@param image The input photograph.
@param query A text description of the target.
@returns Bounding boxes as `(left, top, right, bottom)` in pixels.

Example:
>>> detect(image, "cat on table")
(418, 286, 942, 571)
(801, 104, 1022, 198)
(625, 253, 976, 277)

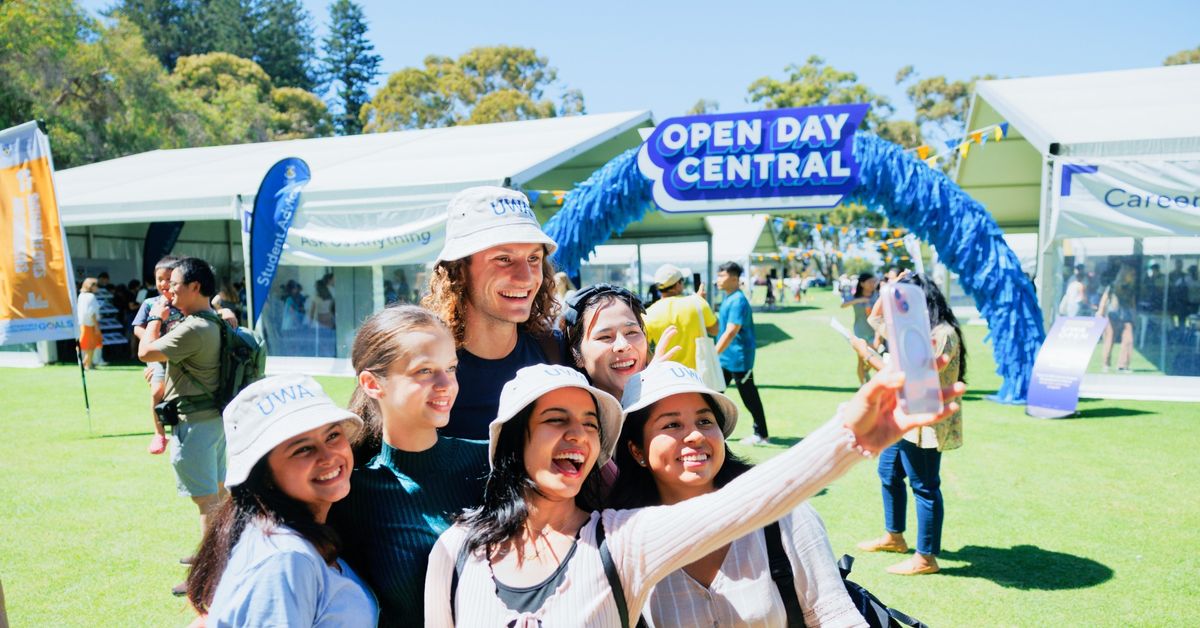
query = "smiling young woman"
(185, 375, 376, 626)
(609, 377, 865, 627)
(327, 305, 489, 626)
(425, 361, 964, 627)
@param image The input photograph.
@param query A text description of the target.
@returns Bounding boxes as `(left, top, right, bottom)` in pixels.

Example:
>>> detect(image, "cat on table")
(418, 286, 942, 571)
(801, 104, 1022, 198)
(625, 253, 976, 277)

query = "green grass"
(2, 289, 1198, 626)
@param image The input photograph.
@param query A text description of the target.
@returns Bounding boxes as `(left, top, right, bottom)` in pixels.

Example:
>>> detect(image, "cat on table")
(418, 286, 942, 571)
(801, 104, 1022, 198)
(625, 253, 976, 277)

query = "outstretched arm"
(607, 366, 964, 603)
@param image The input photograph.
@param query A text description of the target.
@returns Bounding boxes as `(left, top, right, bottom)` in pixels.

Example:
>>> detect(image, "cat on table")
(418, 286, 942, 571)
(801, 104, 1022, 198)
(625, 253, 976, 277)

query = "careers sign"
(637, 104, 868, 214)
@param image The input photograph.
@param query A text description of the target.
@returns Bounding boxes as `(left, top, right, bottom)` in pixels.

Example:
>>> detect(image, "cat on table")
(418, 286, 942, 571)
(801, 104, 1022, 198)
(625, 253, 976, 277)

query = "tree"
(172, 51, 330, 144)
(361, 45, 584, 132)
(685, 99, 719, 115)
(252, 0, 316, 89)
(1164, 45, 1200, 65)
(747, 55, 894, 132)
(895, 65, 994, 148)
(115, 0, 255, 68)
(0, 0, 192, 167)
(320, 0, 381, 134)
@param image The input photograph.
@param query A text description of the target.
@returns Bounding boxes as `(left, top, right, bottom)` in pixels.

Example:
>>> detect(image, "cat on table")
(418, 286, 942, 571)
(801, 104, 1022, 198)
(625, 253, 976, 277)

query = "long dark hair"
(185, 456, 343, 613)
(459, 401, 606, 556)
(854, 272, 876, 298)
(898, 273, 967, 383)
(607, 394, 752, 509)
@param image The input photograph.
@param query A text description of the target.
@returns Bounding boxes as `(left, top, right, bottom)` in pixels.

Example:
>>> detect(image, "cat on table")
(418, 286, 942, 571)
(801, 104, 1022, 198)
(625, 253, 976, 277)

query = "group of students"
(175, 186, 966, 627)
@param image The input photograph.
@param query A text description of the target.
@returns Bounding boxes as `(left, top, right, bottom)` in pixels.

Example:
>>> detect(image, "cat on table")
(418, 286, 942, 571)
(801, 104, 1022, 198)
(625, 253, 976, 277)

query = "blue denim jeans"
(878, 440, 943, 555)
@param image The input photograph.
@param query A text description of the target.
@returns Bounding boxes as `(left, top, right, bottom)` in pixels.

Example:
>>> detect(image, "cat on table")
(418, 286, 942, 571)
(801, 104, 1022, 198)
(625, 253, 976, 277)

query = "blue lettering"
(1103, 188, 1125, 207)
(257, 398, 275, 415)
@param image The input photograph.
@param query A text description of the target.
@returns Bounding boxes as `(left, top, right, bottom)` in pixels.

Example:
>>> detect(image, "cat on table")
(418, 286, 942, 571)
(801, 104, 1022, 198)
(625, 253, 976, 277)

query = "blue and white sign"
(1053, 158, 1200, 238)
(249, 157, 310, 327)
(637, 105, 869, 214)
(1026, 316, 1108, 419)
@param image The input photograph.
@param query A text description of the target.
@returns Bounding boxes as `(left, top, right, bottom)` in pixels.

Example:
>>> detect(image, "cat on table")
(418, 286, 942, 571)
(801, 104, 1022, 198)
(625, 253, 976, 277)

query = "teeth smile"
(611, 360, 635, 369)
(500, 290, 529, 298)
(430, 400, 449, 407)
(681, 454, 708, 463)
(553, 452, 585, 463)
(316, 468, 341, 481)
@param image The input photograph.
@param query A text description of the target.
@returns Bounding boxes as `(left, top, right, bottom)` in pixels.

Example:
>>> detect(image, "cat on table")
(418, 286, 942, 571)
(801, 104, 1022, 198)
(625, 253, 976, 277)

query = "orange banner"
(0, 121, 76, 345)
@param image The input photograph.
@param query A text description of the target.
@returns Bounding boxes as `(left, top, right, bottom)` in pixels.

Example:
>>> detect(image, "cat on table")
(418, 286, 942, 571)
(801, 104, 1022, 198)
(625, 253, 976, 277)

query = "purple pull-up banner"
(1026, 316, 1108, 418)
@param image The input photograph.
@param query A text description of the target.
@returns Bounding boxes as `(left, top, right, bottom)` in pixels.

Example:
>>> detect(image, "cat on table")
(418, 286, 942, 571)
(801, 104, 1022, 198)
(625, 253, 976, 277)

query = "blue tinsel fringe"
(544, 147, 652, 279)
(849, 132, 1045, 402)
(542, 135, 1046, 402)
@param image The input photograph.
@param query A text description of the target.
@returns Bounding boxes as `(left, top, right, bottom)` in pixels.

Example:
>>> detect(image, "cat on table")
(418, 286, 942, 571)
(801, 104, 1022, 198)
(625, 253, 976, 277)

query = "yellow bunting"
(787, 220, 796, 229)
(840, 227, 848, 235)
(916, 145, 931, 159)
(924, 155, 939, 168)
(787, 253, 794, 261)
(994, 126, 1004, 142)
(958, 141, 970, 158)
(893, 229, 902, 238)
(900, 256, 910, 261)
(553, 190, 567, 205)
(971, 131, 983, 144)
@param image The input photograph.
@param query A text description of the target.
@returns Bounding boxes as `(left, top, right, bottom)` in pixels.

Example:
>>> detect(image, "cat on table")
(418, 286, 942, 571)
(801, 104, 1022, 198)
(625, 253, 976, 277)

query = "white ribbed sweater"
(424, 417, 868, 627)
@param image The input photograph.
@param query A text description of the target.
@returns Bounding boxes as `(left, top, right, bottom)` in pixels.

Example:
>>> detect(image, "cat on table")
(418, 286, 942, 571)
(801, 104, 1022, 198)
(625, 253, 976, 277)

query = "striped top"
(329, 436, 487, 626)
(425, 417, 870, 627)
(645, 503, 866, 628)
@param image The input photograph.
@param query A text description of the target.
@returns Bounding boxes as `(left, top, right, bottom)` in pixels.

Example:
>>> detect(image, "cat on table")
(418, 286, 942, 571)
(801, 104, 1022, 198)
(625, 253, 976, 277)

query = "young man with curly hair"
(422, 186, 565, 439)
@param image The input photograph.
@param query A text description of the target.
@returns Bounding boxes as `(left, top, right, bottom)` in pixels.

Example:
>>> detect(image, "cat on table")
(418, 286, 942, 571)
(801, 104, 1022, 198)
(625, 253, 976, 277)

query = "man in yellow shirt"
(644, 264, 718, 369)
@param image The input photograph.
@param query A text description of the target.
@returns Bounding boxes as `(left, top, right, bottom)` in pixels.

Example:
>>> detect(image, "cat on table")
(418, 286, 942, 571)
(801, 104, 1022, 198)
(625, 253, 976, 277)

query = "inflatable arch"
(544, 132, 1045, 403)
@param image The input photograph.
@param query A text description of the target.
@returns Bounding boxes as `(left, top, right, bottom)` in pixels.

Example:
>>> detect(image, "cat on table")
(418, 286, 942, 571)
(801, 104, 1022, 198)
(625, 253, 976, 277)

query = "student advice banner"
(0, 121, 76, 346)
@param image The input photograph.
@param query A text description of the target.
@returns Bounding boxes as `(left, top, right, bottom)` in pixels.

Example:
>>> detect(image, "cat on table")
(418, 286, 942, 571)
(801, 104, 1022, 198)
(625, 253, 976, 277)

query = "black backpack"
(191, 310, 266, 410)
(836, 554, 929, 628)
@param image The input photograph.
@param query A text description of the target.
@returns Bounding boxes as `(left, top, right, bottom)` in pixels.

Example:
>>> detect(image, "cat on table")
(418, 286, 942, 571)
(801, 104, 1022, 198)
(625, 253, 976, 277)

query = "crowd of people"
(132, 186, 967, 627)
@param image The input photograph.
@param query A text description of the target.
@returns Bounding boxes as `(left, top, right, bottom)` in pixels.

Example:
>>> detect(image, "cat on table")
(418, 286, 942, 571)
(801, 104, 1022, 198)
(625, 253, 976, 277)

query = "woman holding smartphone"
(609, 363, 866, 627)
(425, 362, 963, 626)
(855, 274, 965, 576)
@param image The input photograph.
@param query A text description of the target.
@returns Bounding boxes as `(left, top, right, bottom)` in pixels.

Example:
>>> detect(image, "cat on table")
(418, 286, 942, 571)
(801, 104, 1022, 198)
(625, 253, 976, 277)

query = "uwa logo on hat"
(256, 384, 316, 416)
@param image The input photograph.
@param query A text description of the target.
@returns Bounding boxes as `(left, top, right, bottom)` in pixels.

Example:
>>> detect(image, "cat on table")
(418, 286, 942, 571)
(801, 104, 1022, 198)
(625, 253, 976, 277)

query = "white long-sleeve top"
(77, 292, 99, 327)
(425, 416, 870, 627)
(644, 502, 866, 628)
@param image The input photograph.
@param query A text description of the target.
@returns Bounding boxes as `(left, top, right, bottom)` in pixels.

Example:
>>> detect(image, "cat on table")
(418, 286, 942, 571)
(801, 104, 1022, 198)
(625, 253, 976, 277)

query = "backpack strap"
(596, 515, 647, 628)
(764, 521, 806, 628)
(449, 540, 471, 624)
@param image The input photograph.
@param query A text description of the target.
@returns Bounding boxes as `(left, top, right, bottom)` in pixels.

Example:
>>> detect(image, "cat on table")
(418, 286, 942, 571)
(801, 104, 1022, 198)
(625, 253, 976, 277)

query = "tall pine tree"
(320, 0, 381, 135)
(253, 0, 316, 89)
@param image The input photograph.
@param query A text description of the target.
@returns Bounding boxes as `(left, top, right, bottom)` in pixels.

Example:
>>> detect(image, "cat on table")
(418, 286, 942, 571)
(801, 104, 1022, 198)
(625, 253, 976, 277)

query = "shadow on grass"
(959, 389, 999, 402)
(758, 384, 861, 394)
(1068, 406, 1155, 419)
(755, 323, 794, 348)
(938, 544, 1113, 590)
(90, 431, 155, 439)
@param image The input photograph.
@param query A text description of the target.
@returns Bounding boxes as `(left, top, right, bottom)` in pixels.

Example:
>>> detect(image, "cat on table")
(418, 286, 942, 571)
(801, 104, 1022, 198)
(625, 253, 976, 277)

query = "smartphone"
(880, 283, 943, 415)
(692, 272, 702, 293)
(829, 317, 855, 343)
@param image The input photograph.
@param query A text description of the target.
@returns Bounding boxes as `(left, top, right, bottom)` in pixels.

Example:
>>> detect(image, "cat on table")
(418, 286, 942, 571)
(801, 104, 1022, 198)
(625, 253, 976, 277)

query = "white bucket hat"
(654, 264, 684, 289)
(222, 374, 362, 487)
(620, 361, 739, 437)
(436, 186, 558, 262)
(488, 364, 624, 468)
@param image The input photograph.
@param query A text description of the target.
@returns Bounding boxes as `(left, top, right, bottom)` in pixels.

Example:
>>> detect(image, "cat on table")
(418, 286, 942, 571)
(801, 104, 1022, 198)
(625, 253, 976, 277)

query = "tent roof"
(55, 110, 652, 227)
(973, 64, 1200, 157)
(956, 65, 1200, 231)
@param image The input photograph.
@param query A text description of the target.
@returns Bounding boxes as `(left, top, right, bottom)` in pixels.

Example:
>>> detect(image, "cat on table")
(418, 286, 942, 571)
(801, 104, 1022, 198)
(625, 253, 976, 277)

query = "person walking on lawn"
(644, 264, 718, 370)
(714, 262, 771, 446)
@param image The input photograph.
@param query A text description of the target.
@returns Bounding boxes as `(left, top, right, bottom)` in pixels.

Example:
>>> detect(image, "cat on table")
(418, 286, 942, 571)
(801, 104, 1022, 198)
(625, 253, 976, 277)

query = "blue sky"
(84, 0, 1198, 122)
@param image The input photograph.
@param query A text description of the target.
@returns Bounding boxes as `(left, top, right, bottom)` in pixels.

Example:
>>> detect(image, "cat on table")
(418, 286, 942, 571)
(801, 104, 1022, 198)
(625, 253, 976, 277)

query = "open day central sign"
(637, 104, 869, 214)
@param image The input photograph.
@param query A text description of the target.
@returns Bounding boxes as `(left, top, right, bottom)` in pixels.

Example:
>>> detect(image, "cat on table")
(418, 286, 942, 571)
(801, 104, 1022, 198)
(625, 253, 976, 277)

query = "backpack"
(193, 310, 266, 410)
(837, 555, 928, 628)
(763, 524, 927, 628)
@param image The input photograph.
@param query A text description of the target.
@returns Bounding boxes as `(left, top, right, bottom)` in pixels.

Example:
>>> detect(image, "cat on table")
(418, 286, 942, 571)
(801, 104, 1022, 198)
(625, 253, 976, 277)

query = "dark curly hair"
(421, 247, 559, 347)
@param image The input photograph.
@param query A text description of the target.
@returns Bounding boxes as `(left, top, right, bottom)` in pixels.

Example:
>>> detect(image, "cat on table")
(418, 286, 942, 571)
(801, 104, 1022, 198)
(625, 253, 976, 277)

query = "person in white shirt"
(425, 362, 963, 627)
(185, 375, 378, 626)
(76, 277, 102, 369)
(608, 366, 865, 627)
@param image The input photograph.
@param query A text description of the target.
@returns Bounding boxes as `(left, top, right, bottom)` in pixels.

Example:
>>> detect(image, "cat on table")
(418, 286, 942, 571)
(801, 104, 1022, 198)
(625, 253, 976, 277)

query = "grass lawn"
(2, 288, 1197, 626)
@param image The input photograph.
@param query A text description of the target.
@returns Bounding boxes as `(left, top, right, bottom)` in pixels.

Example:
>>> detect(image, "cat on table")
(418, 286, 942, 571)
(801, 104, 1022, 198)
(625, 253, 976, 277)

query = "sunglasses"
(563, 284, 645, 328)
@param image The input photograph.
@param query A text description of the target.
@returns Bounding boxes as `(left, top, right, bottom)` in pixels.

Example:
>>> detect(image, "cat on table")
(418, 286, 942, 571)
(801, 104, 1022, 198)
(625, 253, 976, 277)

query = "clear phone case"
(881, 283, 944, 415)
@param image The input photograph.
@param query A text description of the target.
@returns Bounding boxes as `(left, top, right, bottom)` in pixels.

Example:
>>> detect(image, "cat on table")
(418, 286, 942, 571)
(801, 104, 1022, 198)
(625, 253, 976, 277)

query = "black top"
(444, 329, 564, 440)
(493, 535, 581, 614)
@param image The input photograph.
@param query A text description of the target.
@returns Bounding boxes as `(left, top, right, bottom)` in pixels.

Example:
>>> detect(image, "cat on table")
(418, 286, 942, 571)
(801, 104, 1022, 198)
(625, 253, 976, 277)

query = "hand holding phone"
(881, 283, 943, 415)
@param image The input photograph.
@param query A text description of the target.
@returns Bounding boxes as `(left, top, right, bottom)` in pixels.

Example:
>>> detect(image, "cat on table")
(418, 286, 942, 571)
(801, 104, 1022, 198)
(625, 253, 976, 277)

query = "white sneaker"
(740, 434, 768, 446)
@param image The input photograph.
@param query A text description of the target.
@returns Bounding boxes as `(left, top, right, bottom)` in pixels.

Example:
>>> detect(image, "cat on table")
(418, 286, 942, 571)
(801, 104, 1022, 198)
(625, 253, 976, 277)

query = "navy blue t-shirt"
(444, 329, 564, 440)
